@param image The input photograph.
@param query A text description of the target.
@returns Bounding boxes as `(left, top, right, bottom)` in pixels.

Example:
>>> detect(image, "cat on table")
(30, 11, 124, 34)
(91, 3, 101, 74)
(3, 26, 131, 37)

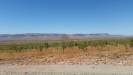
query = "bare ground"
(0, 52, 133, 66)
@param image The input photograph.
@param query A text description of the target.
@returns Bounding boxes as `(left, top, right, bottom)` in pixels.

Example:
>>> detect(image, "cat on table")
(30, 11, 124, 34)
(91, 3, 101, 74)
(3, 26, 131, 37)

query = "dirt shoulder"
(0, 52, 133, 66)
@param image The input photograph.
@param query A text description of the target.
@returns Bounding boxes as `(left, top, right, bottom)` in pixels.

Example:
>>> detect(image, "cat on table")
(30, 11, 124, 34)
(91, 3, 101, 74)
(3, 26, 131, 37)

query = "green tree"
(61, 41, 67, 53)
(44, 42, 49, 50)
(129, 39, 133, 47)
(78, 41, 88, 52)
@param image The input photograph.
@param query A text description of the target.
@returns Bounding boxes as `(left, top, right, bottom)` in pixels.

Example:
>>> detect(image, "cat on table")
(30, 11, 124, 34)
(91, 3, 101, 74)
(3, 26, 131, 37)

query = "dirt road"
(0, 65, 133, 75)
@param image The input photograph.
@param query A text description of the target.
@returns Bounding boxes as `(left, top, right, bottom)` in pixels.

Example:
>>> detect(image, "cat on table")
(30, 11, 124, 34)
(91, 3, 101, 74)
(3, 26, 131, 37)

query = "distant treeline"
(0, 38, 133, 52)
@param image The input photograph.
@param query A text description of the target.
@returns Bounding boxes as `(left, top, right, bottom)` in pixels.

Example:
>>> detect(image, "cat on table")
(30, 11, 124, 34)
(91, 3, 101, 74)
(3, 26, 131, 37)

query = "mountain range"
(0, 33, 128, 41)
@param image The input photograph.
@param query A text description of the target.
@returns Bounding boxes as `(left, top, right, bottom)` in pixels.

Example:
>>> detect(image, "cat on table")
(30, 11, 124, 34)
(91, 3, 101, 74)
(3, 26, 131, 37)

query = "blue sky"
(0, 0, 133, 35)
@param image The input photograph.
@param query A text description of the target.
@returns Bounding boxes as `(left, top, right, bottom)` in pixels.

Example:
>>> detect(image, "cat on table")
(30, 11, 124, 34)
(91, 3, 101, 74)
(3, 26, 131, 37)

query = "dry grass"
(0, 45, 132, 60)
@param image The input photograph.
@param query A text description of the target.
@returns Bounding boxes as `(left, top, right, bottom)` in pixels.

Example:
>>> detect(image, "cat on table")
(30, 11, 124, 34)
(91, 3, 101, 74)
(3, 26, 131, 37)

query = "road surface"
(0, 65, 133, 75)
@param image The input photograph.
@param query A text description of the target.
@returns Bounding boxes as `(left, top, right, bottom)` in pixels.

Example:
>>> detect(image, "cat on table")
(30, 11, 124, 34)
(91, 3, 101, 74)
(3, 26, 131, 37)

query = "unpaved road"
(0, 65, 133, 75)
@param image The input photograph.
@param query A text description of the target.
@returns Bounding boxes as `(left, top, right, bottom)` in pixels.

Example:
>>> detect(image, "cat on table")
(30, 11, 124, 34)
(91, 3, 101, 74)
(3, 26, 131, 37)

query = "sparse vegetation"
(0, 38, 133, 52)
(0, 38, 133, 60)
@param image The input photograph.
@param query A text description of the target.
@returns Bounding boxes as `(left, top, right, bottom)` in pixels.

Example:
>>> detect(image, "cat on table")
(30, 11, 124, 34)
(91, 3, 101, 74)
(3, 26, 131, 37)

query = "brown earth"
(0, 46, 133, 65)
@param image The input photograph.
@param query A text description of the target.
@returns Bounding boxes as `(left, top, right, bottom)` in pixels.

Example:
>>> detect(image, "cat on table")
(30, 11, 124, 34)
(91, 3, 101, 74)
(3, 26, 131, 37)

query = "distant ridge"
(0, 33, 127, 41)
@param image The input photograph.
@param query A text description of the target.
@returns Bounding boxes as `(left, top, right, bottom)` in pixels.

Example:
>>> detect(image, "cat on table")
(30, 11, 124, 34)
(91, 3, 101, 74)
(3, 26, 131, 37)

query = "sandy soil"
(0, 52, 133, 66)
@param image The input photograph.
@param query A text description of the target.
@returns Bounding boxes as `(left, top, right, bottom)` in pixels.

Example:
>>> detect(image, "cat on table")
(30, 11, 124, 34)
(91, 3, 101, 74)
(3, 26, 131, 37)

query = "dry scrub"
(0, 39, 133, 65)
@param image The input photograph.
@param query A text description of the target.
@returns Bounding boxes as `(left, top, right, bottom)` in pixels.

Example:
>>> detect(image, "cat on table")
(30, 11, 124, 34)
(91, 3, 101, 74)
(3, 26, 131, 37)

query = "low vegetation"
(0, 38, 133, 59)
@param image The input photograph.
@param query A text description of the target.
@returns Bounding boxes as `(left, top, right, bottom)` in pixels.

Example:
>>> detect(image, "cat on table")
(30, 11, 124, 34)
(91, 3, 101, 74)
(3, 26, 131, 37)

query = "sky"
(0, 0, 133, 35)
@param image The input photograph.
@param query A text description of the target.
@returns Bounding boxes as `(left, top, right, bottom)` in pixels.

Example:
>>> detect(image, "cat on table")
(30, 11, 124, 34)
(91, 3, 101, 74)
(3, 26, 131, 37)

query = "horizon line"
(0, 33, 131, 36)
